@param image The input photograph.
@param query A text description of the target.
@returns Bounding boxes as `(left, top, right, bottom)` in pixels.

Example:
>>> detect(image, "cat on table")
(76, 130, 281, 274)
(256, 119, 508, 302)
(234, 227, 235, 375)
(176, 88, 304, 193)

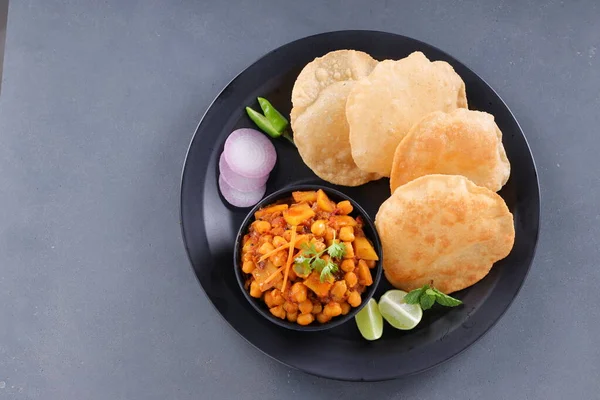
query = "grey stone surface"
(0, 0, 598, 398)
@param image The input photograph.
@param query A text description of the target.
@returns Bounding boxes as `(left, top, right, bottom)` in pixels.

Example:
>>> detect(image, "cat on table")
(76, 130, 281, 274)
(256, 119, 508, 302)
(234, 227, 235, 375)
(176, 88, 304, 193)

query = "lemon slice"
(378, 290, 423, 330)
(354, 298, 383, 341)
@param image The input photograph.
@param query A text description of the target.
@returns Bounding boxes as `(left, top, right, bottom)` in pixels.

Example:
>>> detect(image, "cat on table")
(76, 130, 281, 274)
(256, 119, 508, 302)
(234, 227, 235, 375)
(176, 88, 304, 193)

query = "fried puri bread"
(390, 109, 510, 193)
(291, 49, 377, 123)
(375, 174, 514, 294)
(292, 81, 381, 186)
(347, 52, 468, 177)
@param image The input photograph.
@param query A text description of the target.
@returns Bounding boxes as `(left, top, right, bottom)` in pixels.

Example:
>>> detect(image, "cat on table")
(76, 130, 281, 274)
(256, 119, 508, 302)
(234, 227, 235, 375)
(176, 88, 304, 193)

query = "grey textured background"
(0, 0, 7, 93)
(1, 0, 598, 399)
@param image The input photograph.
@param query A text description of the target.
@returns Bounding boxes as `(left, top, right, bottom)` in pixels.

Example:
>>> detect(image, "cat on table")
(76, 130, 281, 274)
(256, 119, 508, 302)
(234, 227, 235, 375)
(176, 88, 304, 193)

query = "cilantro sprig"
(293, 234, 346, 282)
(404, 284, 463, 310)
(327, 239, 346, 259)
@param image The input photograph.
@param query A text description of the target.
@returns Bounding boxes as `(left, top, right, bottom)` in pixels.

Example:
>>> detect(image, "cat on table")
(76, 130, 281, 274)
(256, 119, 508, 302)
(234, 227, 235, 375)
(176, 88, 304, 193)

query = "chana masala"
(241, 189, 379, 326)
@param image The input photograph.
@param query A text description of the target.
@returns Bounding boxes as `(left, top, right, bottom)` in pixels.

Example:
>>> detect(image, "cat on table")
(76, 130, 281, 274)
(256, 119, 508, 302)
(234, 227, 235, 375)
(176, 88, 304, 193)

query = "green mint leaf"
(403, 288, 424, 304)
(432, 288, 463, 307)
(420, 293, 435, 310)
(425, 289, 436, 296)
(327, 241, 346, 258)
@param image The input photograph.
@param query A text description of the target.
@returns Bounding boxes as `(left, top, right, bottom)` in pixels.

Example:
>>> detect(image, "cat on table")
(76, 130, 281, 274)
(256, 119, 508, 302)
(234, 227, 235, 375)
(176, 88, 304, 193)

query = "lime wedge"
(378, 290, 423, 330)
(354, 298, 383, 341)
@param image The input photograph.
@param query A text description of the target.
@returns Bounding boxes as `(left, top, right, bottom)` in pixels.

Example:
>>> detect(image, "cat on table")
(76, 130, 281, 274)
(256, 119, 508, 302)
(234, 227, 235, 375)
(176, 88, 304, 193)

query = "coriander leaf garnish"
(327, 240, 346, 259)
(293, 263, 311, 277)
(326, 231, 346, 259)
(311, 257, 327, 272)
(292, 233, 346, 282)
(294, 255, 309, 265)
(300, 242, 318, 257)
(404, 284, 463, 310)
(319, 261, 338, 282)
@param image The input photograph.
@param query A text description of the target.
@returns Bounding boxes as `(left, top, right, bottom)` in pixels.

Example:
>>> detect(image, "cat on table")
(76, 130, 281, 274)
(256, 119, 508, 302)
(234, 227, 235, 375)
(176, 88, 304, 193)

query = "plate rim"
(179, 29, 541, 381)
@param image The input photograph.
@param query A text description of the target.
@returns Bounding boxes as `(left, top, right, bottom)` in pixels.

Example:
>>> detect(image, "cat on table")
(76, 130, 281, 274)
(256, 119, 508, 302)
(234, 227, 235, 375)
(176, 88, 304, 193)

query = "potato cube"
(353, 237, 379, 260)
(292, 191, 318, 203)
(316, 189, 334, 212)
(283, 203, 316, 226)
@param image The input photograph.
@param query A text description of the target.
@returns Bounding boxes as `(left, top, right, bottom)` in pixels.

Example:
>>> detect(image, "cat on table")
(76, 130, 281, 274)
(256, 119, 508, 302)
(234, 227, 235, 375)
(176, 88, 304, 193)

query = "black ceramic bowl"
(233, 185, 383, 332)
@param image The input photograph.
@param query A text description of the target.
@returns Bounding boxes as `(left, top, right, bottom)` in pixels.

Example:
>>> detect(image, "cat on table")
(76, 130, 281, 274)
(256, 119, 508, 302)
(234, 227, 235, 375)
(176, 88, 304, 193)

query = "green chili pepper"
(245, 98, 295, 145)
(245, 107, 282, 139)
(257, 97, 289, 133)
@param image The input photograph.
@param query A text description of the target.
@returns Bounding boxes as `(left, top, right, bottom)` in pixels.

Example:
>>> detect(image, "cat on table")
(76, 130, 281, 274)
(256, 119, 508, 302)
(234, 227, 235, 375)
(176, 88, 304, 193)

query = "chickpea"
(323, 302, 342, 317)
(253, 220, 271, 234)
(299, 299, 313, 314)
(270, 227, 284, 237)
(311, 239, 326, 253)
(366, 260, 376, 269)
(348, 291, 361, 307)
(311, 303, 323, 315)
(287, 312, 298, 323)
(283, 301, 298, 314)
(344, 271, 358, 288)
(316, 312, 331, 324)
(242, 260, 255, 274)
(340, 302, 351, 315)
(337, 200, 353, 215)
(270, 305, 286, 320)
(242, 241, 255, 253)
(283, 230, 293, 242)
(290, 282, 308, 303)
(264, 290, 275, 307)
(324, 227, 336, 241)
(339, 226, 355, 242)
(357, 260, 373, 286)
(272, 235, 287, 248)
(250, 281, 262, 298)
(258, 242, 275, 255)
(331, 281, 347, 302)
(297, 313, 314, 326)
(341, 259, 355, 273)
(288, 267, 298, 281)
(311, 220, 327, 236)
(258, 234, 273, 245)
(294, 235, 310, 249)
(271, 289, 285, 306)
(242, 252, 253, 262)
(343, 242, 355, 259)
(269, 251, 286, 267)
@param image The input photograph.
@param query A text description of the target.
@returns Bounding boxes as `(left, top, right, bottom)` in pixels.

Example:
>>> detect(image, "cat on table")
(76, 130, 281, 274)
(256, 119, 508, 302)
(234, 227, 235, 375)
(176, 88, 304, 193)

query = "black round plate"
(180, 31, 540, 381)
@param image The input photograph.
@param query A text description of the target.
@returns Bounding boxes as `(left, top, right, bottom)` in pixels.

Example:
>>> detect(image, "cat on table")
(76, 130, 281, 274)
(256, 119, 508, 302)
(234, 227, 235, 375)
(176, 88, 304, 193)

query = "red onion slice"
(218, 174, 266, 208)
(219, 152, 268, 192)
(223, 128, 276, 178)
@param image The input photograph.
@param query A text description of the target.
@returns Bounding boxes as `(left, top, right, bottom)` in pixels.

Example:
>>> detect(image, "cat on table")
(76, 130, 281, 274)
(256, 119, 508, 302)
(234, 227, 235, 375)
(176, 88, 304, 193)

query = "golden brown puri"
(347, 51, 468, 177)
(375, 174, 514, 294)
(390, 109, 510, 193)
(292, 81, 381, 186)
(290, 49, 377, 123)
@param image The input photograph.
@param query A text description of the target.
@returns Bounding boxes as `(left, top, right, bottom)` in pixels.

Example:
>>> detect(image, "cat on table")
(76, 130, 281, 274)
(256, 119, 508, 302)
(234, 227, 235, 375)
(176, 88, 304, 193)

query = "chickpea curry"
(240, 189, 379, 326)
